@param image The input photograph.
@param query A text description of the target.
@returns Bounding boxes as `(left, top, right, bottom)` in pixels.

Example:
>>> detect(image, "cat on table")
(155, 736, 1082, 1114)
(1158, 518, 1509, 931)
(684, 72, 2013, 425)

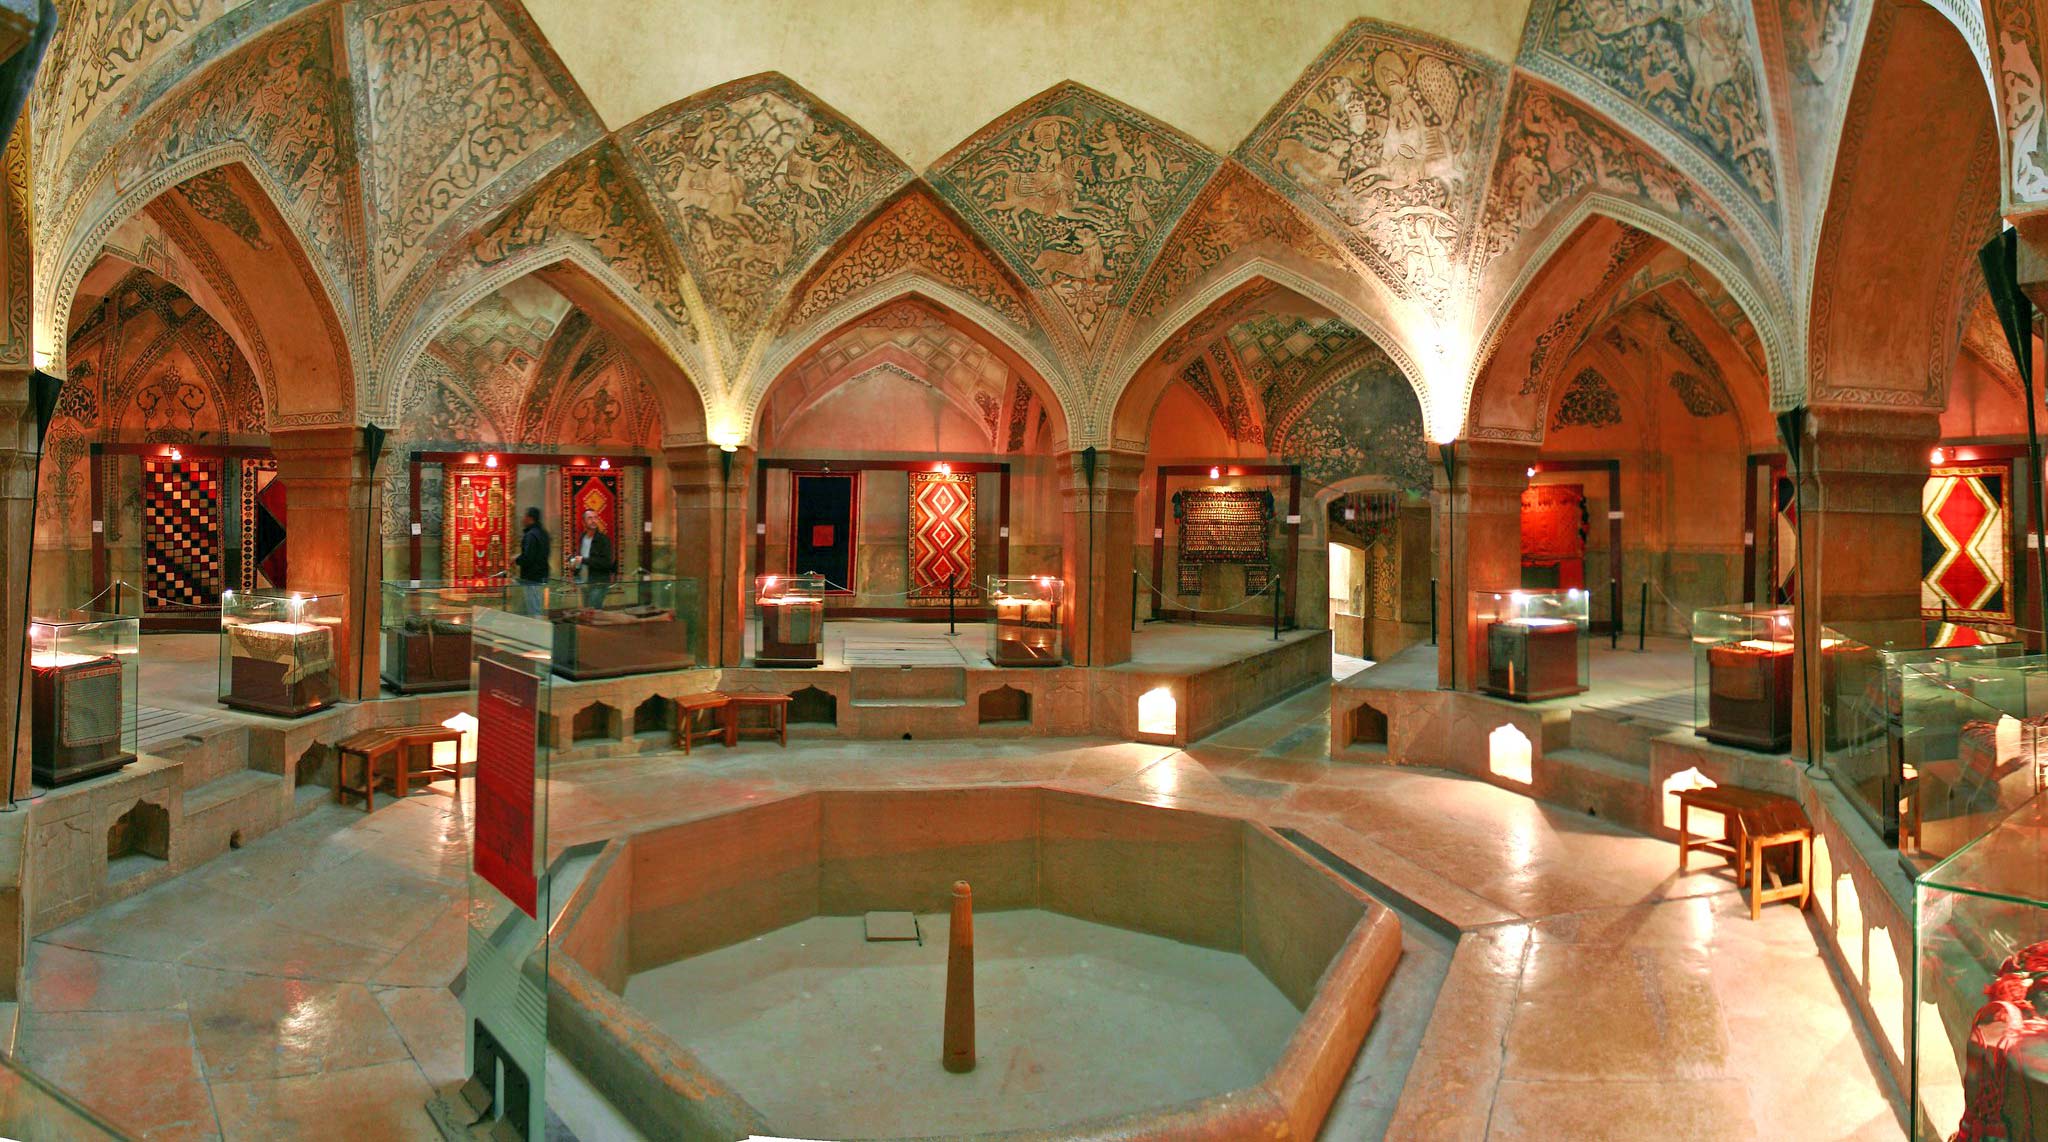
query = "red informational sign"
(474, 656, 539, 918)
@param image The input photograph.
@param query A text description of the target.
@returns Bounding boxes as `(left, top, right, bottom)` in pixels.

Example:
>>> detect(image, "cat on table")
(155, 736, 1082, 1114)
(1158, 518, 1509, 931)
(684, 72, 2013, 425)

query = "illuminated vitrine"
(987, 576, 1064, 667)
(218, 590, 342, 717)
(756, 573, 826, 667)
(28, 613, 138, 787)
(1470, 589, 1589, 701)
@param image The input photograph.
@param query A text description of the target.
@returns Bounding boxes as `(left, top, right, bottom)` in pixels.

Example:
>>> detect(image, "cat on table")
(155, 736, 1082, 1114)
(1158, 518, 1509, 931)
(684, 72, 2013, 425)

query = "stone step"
(849, 665, 966, 706)
(182, 771, 286, 865)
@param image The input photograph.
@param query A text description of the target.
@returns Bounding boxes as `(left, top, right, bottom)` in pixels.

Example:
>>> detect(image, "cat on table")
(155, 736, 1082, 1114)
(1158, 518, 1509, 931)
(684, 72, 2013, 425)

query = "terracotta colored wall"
(557, 839, 634, 993)
(1240, 826, 1368, 1012)
(816, 787, 1038, 914)
(627, 793, 821, 971)
(1038, 791, 1244, 952)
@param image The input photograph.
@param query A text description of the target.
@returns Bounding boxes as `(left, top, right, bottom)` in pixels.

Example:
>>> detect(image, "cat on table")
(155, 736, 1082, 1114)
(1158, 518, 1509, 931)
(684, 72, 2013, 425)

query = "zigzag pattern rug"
(908, 471, 975, 604)
(143, 456, 223, 610)
(1922, 463, 2011, 622)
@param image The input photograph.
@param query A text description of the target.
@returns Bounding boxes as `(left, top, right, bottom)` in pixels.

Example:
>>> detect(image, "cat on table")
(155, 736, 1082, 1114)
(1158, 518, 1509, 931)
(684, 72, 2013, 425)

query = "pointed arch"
(752, 275, 1075, 445)
(45, 151, 355, 426)
(389, 249, 708, 444)
(382, 242, 708, 435)
(1466, 196, 1790, 442)
(1105, 258, 1427, 450)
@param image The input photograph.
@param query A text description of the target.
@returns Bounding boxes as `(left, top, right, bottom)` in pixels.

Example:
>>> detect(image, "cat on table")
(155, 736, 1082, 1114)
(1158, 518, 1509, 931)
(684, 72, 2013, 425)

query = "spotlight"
(485, 453, 498, 468)
(1209, 466, 1221, 479)
(936, 461, 952, 475)
(1930, 447, 1945, 465)
(168, 446, 182, 462)
(598, 457, 611, 471)
(1526, 466, 1536, 478)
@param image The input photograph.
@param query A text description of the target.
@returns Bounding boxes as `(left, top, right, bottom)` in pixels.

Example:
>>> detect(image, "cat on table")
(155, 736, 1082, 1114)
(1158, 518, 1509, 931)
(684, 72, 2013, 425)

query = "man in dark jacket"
(570, 507, 617, 608)
(515, 507, 549, 614)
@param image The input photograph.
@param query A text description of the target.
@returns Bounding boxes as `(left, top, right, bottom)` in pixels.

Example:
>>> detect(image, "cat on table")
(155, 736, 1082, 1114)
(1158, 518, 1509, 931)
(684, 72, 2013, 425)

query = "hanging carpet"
(1520, 483, 1587, 590)
(1922, 462, 2012, 622)
(1772, 473, 1798, 605)
(239, 457, 286, 591)
(142, 456, 224, 611)
(561, 467, 621, 567)
(443, 464, 516, 584)
(908, 471, 976, 604)
(1174, 488, 1273, 595)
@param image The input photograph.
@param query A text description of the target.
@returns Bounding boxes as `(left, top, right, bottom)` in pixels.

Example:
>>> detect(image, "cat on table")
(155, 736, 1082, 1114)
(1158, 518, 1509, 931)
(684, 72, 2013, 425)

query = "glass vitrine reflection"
(1471, 588, 1589, 701)
(987, 575, 1064, 666)
(28, 612, 138, 787)
(1693, 605, 1797, 752)
(540, 573, 695, 680)
(380, 580, 508, 693)
(218, 589, 343, 717)
(756, 573, 826, 667)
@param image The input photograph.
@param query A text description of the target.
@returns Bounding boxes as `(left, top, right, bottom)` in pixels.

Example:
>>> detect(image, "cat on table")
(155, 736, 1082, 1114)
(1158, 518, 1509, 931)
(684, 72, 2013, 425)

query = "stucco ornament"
(2000, 30, 2048, 201)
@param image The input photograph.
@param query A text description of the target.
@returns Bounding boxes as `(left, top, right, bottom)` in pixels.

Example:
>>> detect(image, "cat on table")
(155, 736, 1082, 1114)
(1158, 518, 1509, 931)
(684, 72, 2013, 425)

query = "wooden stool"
(674, 692, 733, 754)
(728, 693, 793, 747)
(1676, 785, 1813, 919)
(334, 724, 464, 811)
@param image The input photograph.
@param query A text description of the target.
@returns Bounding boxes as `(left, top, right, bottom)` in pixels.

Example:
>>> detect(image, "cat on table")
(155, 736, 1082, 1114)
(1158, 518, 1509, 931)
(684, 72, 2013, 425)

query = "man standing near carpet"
(515, 507, 550, 615)
(569, 507, 616, 609)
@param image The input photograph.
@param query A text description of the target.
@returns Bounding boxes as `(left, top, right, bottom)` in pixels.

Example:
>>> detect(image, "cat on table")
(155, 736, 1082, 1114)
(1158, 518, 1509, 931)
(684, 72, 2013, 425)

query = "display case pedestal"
(381, 622, 474, 694)
(757, 601, 823, 667)
(30, 655, 133, 787)
(1482, 621, 1585, 701)
(1702, 643, 1794, 752)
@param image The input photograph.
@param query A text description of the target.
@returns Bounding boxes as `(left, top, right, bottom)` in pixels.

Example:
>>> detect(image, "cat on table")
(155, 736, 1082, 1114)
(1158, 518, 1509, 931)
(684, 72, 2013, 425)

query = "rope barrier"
(1130, 564, 1278, 614)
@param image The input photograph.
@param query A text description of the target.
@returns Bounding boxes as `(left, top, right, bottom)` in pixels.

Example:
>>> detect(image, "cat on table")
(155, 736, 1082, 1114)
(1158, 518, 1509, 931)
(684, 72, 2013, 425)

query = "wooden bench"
(673, 692, 732, 754)
(335, 723, 465, 811)
(729, 693, 793, 747)
(1677, 785, 1813, 920)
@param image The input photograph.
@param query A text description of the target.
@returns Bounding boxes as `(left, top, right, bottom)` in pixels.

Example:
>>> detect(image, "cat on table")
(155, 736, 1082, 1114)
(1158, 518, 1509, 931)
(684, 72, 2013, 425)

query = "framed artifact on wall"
(443, 463, 517, 584)
(908, 470, 976, 604)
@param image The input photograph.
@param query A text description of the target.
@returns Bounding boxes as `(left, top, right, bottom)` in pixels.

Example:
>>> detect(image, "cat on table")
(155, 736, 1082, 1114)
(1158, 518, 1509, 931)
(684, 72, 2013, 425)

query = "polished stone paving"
(9, 681, 1903, 1139)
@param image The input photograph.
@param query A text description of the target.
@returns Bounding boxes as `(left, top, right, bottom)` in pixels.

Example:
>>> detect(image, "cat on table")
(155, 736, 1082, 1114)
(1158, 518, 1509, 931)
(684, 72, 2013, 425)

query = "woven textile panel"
(444, 465, 516, 583)
(1174, 489, 1273, 595)
(142, 456, 224, 610)
(561, 468, 621, 566)
(58, 658, 123, 748)
(239, 457, 286, 591)
(908, 471, 976, 604)
(1772, 473, 1797, 605)
(1922, 463, 2012, 622)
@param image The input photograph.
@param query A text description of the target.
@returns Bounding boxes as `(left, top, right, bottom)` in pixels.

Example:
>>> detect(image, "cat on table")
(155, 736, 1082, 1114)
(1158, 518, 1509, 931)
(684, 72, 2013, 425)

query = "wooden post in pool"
(943, 880, 975, 1073)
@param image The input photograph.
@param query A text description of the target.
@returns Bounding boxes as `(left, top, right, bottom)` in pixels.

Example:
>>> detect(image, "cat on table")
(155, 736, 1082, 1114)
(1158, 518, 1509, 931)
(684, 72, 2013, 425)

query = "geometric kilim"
(58, 658, 123, 748)
(1174, 489, 1273, 595)
(908, 471, 976, 604)
(443, 464, 516, 584)
(142, 456, 224, 611)
(1772, 473, 1797, 605)
(239, 457, 286, 591)
(1922, 463, 2011, 622)
(560, 467, 620, 567)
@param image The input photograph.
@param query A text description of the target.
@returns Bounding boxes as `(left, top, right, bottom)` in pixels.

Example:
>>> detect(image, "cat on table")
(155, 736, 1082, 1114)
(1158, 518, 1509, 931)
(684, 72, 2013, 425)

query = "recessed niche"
(978, 685, 1031, 725)
(1348, 701, 1388, 746)
(1487, 724, 1532, 785)
(573, 702, 618, 743)
(106, 799, 170, 884)
(633, 695, 673, 738)
(1137, 687, 1177, 737)
(789, 685, 836, 726)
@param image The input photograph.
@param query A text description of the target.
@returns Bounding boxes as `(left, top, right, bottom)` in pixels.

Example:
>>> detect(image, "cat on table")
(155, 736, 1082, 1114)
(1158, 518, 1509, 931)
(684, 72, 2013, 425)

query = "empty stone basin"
(549, 787, 1402, 1140)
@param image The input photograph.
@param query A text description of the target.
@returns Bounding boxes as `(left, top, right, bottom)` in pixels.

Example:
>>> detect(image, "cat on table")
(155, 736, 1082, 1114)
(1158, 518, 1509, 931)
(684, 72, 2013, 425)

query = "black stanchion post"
(948, 574, 956, 636)
(1131, 569, 1139, 631)
(1638, 582, 1648, 652)
(1272, 584, 1282, 640)
(1429, 577, 1438, 645)
(1610, 579, 1620, 649)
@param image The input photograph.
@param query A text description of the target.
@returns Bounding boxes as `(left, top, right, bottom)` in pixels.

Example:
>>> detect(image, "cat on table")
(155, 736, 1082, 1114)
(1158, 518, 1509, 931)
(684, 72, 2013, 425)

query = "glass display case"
(756, 573, 826, 667)
(380, 580, 509, 694)
(1470, 589, 1589, 701)
(218, 589, 342, 717)
(28, 612, 138, 787)
(1885, 654, 2048, 866)
(1913, 793, 2048, 1141)
(1823, 620, 2025, 851)
(987, 575, 1064, 666)
(1693, 605, 1797, 751)
(539, 574, 695, 681)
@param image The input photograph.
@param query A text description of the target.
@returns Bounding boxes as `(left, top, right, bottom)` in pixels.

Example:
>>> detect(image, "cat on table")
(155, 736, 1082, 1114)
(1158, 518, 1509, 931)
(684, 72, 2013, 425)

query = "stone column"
(1790, 405, 1942, 755)
(666, 444, 752, 667)
(1433, 440, 1538, 691)
(0, 378, 33, 800)
(269, 427, 379, 700)
(1059, 449, 1143, 667)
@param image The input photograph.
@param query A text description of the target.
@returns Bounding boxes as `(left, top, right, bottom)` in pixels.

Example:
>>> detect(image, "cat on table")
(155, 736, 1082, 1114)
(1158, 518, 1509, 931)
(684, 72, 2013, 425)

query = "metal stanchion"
(1638, 582, 1648, 652)
(947, 574, 956, 635)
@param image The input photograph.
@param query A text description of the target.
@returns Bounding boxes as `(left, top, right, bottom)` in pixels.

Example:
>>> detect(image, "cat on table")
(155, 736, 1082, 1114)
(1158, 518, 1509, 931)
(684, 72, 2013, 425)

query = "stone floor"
(7, 679, 1904, 1140)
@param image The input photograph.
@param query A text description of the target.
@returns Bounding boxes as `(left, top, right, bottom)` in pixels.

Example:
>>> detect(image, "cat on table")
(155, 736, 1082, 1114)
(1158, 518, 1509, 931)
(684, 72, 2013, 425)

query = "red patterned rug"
(239, 457, 286, 591)
(561, 467, 621, 567)
(444, 464, 516, 584)
(908, 471, 976, 603)
(1923, 462, 2011, 622)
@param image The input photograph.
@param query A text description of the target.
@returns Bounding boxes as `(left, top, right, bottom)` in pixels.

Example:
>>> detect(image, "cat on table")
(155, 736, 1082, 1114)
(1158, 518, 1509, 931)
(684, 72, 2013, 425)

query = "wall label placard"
(474, 656, 539, 918)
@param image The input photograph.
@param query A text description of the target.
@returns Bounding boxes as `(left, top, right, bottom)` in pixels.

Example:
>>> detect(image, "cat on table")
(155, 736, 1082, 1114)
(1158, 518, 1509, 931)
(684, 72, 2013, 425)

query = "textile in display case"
(757, 573, 826, 667)
(218, 590, 342, 717)
(28, 613, 139, 787)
